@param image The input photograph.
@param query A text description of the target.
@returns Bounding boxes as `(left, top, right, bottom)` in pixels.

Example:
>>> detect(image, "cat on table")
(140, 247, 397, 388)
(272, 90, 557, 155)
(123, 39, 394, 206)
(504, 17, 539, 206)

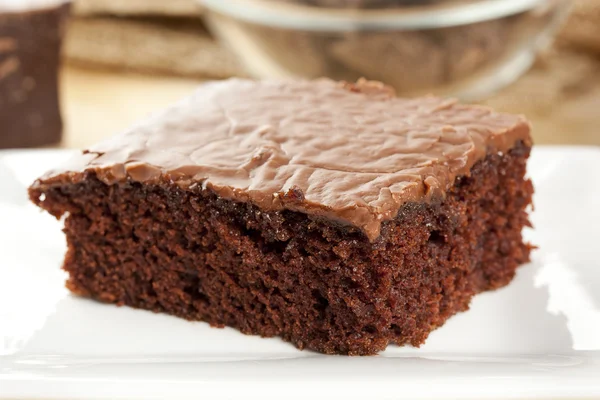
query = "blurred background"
(2, 0, 600, 149)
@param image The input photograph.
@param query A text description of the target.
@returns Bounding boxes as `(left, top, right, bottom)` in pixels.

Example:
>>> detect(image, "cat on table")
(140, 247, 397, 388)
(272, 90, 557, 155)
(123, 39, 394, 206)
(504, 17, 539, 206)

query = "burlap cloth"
(64, 0, 600, 144)
(66, 0, 247, 78)
(65, 17, 245, 79)
(73, 0, 201, 17)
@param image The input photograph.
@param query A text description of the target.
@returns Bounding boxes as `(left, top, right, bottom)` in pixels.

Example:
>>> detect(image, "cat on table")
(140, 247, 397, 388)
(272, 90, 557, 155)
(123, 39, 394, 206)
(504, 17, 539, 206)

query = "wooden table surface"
(59, 65, 600, 149)
(60, 66, 201, 149)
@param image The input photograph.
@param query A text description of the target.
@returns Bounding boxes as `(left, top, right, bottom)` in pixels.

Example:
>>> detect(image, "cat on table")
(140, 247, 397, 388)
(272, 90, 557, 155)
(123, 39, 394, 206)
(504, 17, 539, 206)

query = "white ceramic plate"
(1, 147, 599, 400)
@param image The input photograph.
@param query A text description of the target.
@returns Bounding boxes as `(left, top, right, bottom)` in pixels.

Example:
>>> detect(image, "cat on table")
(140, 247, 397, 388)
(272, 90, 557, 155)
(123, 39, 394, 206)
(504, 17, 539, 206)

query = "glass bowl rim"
(199, 0, 562, 31)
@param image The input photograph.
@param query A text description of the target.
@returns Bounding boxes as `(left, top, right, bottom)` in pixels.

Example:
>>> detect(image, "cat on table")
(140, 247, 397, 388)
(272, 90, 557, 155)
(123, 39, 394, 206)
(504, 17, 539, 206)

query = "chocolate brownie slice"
(29, 78, 533, 355)
(0, 1, 70, 149)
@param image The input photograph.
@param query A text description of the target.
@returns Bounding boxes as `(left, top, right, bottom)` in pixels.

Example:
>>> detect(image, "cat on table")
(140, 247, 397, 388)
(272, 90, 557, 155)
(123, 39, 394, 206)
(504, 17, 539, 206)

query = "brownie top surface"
(35, 78, 531, 240)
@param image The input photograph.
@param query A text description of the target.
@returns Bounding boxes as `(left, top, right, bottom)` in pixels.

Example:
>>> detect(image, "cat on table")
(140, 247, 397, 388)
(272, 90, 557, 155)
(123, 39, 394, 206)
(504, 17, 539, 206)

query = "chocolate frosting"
(33, 78, 531, 241)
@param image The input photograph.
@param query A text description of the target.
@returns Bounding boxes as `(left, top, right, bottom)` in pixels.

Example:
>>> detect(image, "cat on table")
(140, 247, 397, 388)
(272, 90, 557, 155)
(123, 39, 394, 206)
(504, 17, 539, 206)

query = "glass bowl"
(199, 0, 571, 100)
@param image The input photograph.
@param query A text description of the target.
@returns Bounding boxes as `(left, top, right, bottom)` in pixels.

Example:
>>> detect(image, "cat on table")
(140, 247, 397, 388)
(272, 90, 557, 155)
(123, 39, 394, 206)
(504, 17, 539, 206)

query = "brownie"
(0, 1, 70, 149)
(29, 78, 534, 355)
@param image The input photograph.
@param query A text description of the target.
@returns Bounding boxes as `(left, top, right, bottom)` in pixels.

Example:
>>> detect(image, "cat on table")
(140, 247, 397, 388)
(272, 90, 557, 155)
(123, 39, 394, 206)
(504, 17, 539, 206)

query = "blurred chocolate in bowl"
(0, 0, 70, 149)
(275, 0, 440, 8)
(200, 0, 570, 100)
(64, 0, 245, 79)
